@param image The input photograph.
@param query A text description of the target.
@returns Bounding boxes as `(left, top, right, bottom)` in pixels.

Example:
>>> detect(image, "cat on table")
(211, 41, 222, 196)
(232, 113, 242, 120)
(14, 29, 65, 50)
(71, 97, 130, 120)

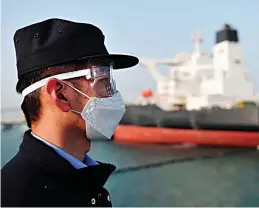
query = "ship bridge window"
(234, 59, 241, 64)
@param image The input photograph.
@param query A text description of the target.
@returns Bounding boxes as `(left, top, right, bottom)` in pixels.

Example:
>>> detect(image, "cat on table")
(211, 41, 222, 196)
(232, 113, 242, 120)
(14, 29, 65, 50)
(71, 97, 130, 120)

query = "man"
(1, 18, 138, 207)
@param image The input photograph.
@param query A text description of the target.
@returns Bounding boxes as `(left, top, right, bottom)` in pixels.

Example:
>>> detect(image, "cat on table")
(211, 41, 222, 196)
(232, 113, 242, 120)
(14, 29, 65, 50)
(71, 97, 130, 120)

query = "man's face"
(64, 78, 96, 131)
(42, 61, 115, 133)
(66, 76, 115, 112)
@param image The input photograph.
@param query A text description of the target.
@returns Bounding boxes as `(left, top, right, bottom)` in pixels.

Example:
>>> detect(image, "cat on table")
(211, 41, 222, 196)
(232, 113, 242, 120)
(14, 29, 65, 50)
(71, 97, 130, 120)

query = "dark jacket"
(1, 130, 116, 207)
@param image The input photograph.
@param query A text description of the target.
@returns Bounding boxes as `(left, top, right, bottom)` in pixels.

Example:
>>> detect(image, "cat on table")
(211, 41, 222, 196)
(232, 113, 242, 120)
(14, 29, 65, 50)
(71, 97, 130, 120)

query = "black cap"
(13, 18, 139, 78)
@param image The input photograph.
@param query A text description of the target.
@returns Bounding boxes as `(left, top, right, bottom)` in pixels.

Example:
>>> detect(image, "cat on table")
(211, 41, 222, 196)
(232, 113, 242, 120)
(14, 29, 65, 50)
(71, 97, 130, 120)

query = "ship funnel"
(216, 23, 239, 44)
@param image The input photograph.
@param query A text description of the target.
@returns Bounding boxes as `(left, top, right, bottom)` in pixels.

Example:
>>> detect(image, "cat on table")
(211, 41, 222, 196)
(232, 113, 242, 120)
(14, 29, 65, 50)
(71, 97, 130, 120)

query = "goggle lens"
(87, 59, 117, 97)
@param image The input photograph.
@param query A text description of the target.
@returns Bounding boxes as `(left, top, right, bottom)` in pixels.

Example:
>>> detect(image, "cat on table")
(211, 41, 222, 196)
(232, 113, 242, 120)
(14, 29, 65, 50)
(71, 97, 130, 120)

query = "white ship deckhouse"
(139, 24, 255, 111)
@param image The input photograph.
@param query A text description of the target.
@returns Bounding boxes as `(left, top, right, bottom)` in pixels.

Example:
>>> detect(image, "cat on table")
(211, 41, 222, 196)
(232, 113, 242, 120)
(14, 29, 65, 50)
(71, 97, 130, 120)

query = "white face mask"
(68, 84, 126, 140)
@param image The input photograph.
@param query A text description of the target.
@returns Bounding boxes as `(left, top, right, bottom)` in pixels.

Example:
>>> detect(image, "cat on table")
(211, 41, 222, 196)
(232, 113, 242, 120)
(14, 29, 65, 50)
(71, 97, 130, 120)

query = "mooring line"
(113, 149, 254, 175)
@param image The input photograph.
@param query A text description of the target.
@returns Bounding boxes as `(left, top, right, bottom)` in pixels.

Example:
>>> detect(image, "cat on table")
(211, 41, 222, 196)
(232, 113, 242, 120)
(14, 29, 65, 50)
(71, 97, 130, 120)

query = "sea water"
(1, 125, 259, 206)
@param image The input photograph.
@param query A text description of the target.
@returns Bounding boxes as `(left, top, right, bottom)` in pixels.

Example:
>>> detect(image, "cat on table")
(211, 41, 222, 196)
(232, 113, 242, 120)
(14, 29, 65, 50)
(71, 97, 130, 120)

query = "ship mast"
(191, 30, 203, 54)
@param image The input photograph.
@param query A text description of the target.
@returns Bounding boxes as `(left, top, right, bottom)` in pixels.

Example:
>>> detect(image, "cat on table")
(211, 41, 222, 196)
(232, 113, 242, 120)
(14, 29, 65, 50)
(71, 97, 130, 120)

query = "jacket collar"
(20, 130, 116, 188)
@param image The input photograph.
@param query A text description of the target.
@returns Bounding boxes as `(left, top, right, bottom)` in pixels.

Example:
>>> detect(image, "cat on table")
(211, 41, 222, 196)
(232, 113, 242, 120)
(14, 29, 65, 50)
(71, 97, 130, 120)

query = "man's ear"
(45, 78, 71, 112)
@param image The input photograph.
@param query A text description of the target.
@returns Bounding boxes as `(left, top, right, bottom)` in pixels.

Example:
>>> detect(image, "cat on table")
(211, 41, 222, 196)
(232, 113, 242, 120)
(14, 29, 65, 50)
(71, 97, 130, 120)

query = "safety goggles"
(22, 58, 117, 98)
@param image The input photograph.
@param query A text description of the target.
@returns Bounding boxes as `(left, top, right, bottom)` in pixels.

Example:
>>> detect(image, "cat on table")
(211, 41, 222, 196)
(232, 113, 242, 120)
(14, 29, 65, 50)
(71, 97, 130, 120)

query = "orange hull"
(114, 125, 259, 148)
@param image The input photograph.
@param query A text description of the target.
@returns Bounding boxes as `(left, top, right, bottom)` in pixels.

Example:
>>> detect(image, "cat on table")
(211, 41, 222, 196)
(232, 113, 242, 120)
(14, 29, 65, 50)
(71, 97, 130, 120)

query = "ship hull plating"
(115, 105, 259, 147)
(120, 105, 259, 132)
(113, 125, 259, 148)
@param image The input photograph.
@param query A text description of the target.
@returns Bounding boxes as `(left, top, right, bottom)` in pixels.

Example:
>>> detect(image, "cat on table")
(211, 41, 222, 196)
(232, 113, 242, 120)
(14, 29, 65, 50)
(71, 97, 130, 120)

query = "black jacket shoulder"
(1, 130, 116, 207)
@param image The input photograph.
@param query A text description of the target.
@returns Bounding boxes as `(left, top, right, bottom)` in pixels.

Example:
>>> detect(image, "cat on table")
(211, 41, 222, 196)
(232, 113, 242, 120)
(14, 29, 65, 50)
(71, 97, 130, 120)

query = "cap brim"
(77, 54, 139, 69)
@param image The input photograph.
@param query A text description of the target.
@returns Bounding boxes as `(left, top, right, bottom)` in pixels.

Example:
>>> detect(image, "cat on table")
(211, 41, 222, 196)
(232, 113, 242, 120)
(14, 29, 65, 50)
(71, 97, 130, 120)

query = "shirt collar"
(31, 132, 98, 169)
(20, 130, 116, 188)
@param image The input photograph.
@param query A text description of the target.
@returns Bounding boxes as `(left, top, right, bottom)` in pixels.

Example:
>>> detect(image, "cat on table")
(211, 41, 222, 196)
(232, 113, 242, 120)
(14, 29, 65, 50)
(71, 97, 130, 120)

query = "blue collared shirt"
(31, 132, 98, 169)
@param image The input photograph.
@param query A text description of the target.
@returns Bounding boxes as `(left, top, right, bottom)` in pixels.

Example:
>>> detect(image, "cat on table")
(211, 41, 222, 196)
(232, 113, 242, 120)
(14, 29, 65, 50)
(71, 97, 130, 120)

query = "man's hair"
(16, 61, 88, 128)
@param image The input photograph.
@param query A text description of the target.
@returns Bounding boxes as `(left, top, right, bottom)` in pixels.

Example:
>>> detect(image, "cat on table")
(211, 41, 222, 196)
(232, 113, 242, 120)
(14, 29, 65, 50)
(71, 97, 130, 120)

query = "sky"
(1, 0, 259, 111)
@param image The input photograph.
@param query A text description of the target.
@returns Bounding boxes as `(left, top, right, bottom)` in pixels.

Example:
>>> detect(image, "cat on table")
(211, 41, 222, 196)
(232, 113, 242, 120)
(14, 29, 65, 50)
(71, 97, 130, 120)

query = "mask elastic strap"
(61, 80, 91, 99)
(70, 109, 81, 114)
(60, 80, 92, 115)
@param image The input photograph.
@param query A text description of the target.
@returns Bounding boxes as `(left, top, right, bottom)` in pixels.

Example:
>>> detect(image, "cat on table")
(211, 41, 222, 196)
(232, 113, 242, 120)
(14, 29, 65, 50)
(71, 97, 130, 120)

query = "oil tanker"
(114, 24, 259, 148)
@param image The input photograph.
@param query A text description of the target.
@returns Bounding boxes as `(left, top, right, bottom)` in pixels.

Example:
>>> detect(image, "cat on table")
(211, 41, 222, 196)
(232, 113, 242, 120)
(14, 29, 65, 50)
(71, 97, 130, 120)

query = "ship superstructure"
(138, 24, 255, 111)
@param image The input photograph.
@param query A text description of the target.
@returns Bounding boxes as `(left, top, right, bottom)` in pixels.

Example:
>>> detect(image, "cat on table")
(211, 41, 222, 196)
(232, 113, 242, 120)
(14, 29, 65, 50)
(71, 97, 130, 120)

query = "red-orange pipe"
(114, 125, 259, 148)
